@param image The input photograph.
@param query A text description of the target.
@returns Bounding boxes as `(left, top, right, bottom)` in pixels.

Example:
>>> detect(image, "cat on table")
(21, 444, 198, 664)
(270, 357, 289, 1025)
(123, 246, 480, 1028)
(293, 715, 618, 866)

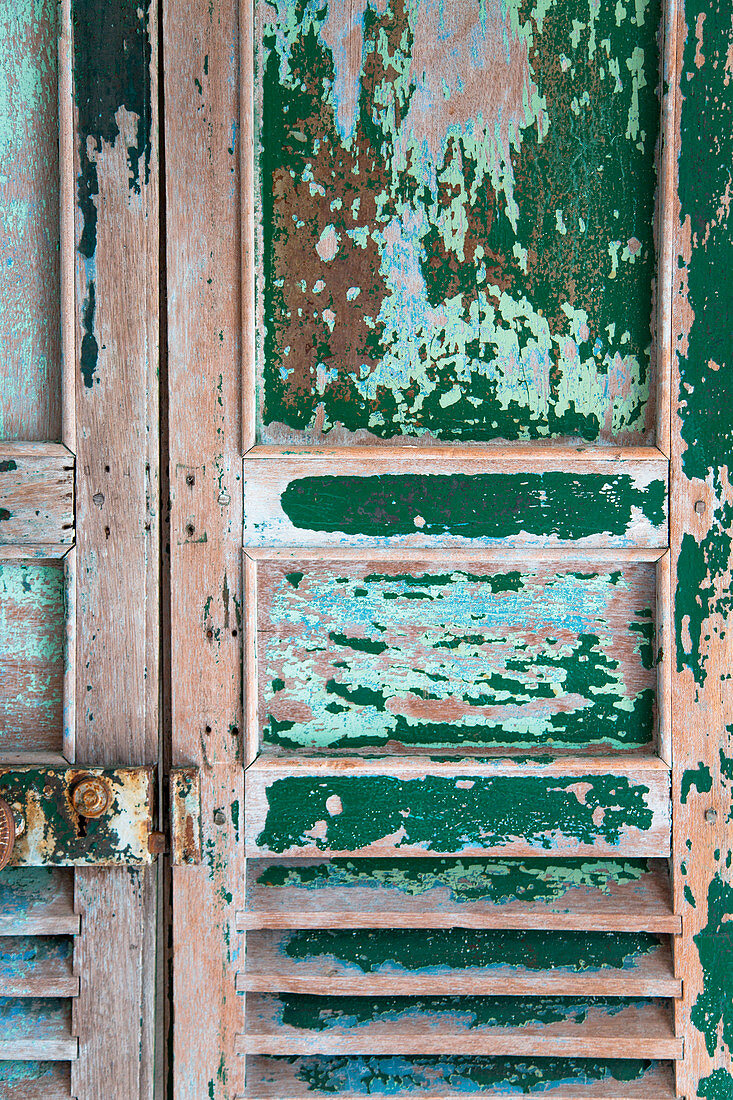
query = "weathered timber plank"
(0, 444, 73, 547)
(238, 858, 679, 933)
(243, 453, 669, 548)
(238, 929, 679, 998)
(254, 558, 659, 754)
(0, 936, 77, 998)
(252, 0, 661, 447)
(239, 994, 681, 1059)
(165, 0, 246, 1093)
(244, 755, 671, 858)
(0, 0, 62, 441)
(68, 0, 160, 1096)
(0, 560, 65, 754)
(0, 1062, 71, 1099)
(668, 0, 733, 1093)
(241, 1057, 677, 1099)
(0, 997, 77, 1060)
(0, 869, 79, 936)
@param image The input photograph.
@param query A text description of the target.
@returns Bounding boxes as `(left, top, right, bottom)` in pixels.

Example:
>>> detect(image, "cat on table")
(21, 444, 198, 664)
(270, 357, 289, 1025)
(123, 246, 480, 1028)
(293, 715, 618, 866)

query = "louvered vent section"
(0, 869, 78, 1098)
(237, 550, 680, 1098)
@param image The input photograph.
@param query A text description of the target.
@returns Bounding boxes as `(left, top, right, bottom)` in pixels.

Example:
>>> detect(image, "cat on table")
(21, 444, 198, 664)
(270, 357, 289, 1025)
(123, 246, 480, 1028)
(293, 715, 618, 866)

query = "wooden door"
(1, 1, 731, 1099)
(164, 1, 732, 1099)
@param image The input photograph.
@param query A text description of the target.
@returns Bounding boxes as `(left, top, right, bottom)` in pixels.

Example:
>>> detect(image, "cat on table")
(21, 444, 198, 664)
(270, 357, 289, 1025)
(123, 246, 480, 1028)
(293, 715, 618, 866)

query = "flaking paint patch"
(257, 0, 659, 444)
(279, 471, 667, 541)
(255, 856, 651, 903)
(255, 772, 656, 853)
(280, 927, 660, 972)
(277, 1054, 658, 1093)
(261, 563, 657, 750)
(72, 0, 153, 387)
(268, 992, 647, 1033)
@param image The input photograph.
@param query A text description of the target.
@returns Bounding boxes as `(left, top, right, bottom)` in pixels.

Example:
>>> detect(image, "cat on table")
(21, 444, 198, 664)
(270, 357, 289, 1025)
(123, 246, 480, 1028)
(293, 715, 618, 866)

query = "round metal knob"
(71, 776, 112, 819)
(0, 797, 16, 870)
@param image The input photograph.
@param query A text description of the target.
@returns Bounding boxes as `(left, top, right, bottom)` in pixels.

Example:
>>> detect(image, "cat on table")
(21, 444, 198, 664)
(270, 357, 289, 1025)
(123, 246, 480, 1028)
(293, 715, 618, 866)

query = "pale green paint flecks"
(257, 0, 659, 444)
(262, 565, 657, 751)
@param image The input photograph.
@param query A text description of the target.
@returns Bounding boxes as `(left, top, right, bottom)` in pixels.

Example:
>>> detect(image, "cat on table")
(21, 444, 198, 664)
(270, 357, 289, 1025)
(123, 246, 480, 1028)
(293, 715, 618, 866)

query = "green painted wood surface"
(0, 561, 64, 753)
(252, 991, 660, 1033)
(0, 0, 61, 440)
(247, 1054, 666, 1095)
(260, 562, 657, 751)
(256, 0, 660, 445)
(248, 767, 669, 857)
(253, 857, 652, 905)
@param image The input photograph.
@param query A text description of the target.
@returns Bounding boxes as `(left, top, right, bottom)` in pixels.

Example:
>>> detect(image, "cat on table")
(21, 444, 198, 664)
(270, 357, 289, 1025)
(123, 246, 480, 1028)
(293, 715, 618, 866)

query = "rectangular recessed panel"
(244, 755, 671, 858)
(254, 0, 660, 446)
(0, 561, 64, 753)
(243, 454, 668, 548)
(238, 858, 679, 933)
(256, 559, 658, 754)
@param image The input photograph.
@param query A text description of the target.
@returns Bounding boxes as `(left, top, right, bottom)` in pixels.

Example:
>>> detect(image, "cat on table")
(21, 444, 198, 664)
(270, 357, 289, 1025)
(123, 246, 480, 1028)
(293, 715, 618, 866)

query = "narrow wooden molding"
(59, 0, 75, 452)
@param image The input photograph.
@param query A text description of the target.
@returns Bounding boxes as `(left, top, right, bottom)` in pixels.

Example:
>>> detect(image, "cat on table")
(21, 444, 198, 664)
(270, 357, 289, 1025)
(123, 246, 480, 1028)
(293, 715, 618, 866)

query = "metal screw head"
(694, 500, 706, 514)
(0, 798, 16, 871)
(186, 474, 196, 487)
(71, 776, 112, 819)
(705, 808, 718, 824)
(213, 809, 226, 825)
(217, 490, 230, 506)
(185, 523, 195, 537)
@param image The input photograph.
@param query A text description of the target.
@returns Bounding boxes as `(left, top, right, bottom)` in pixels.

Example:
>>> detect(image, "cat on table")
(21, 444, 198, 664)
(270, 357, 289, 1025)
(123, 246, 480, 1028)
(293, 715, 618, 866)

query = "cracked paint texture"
(0, 0, 61, 439)
(256, 0, 660, 444)
(672, 0, 733, 1094)
(260, 562, 658, 750)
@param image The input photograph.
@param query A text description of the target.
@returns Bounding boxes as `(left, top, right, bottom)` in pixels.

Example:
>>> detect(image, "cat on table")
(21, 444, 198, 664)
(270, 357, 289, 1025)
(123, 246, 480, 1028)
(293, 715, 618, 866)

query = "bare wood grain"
(0, 443, 73, 546)
(165, 0, 247, 1094)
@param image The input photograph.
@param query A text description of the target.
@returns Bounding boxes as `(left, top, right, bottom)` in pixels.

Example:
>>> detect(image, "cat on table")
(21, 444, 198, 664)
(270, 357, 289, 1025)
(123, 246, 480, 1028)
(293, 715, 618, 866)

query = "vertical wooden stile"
(66, 1, 161, 1096)
(669, 0, 733, 1095)
(164, 0, 247, 1095)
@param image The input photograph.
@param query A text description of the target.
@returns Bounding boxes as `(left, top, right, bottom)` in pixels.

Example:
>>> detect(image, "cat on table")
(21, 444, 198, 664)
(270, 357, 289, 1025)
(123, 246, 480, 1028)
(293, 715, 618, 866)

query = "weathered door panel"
(0, 0, 160, 1097)
(161, 0, 733, 1096)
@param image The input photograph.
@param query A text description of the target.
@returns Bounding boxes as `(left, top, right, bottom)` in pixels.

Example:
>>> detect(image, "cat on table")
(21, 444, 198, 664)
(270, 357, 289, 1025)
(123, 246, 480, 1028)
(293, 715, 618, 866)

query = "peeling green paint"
(680, 763, 713, 804)
(268, 993, 645, 1033)
(276, 1054, 657, 1094)
(280, 472, 666, 540)
(262, 564, 657, 750)
(690, 875, 733, 1059)
(0, 561, 64, 748)
(257, 0, 659, 445)
(281, 928, 660, 972)
(72, 0, 153, 387)
(255, 857, 651, 903)
(255, 772, 656, 853)
(0, 0, 61, 440)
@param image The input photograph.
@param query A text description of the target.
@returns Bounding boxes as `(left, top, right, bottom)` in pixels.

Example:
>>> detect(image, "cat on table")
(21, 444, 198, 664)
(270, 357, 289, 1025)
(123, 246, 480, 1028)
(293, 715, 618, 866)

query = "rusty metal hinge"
(169, 767, 202, 866)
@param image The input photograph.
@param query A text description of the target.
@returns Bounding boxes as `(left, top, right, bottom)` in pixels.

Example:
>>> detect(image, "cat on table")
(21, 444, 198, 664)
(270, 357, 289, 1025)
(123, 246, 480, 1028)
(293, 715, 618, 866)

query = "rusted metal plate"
(170, 767, 202, 866)
(0, 766, 156, 866)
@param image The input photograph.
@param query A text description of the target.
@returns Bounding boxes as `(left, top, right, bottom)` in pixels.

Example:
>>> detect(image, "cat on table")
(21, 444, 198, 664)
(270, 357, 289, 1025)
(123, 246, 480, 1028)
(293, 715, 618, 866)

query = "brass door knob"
(0, 797, 16, 870)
